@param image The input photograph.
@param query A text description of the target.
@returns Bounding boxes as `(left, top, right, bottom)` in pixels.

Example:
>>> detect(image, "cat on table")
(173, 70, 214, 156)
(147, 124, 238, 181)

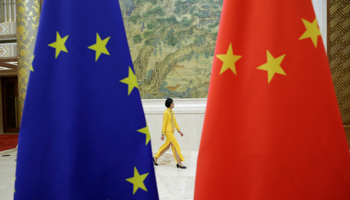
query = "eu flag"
(14, 0, 159, 199)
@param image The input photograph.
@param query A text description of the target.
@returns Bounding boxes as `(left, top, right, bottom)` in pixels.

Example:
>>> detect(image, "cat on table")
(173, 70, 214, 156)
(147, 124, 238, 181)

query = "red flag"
(194, 0, 350, 199)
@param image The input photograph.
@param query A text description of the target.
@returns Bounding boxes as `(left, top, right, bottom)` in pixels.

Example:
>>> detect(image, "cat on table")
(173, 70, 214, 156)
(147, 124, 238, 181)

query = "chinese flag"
(194, 0, 350, 199)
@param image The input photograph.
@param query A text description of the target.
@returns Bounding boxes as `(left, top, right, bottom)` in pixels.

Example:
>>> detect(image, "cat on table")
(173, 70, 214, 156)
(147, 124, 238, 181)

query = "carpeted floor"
(0, 135, 18, 152)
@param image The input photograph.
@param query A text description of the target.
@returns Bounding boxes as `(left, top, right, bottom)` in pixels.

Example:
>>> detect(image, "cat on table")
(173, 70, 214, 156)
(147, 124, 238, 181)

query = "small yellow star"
(88, 33, 110, 61)
(120, 67, 139, 95)
(126, 167, 149, 194)
(257, 50, 286, 83)
(299, 18, 321, 48)
(216, 43, 242, 75)
(30, 55, 35, 72)
(48, 31, 69, 58)
(137, 125, 151, 145)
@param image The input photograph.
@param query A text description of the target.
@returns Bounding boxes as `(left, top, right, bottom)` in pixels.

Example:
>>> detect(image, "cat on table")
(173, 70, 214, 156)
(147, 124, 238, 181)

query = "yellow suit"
(155, 108, 184, 162)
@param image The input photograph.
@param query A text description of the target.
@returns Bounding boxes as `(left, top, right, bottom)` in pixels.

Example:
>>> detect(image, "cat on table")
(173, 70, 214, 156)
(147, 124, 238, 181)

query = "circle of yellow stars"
(216, 17, 320, 83)
(42, 30, 152, 195)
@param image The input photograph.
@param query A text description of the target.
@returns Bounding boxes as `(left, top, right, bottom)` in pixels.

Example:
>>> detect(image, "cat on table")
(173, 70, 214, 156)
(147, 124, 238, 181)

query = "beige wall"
(312, 0, 328, 51)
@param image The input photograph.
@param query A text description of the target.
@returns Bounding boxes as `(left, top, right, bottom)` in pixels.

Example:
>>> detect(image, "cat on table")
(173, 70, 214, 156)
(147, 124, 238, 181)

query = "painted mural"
(119, 0, 223, 98)
(0, 4, 4, 23)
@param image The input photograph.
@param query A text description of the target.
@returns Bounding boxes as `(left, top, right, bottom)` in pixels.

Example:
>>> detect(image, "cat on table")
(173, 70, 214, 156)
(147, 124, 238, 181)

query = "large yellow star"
(126, 167, 149, 194)
(88, 33, 110, 61)
(216, 43, 242, 75)
(257, 50, 286, 83)
(299, 18, 321, 48)
(137, 125, 151, 145)
(48, 31, 69, 58)
(120, 67, 139, 95)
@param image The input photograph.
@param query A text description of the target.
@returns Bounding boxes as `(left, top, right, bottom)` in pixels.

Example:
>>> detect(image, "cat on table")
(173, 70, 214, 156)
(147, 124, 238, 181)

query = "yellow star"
(137, 125, 151, 145)
(120, 67, 139, 95)
(257, 50, 286, 83)
(126, 167, 149, 194)
(88, 33, 110, 61)
(299, 18, 321, 48)
(48, 31, 69, 58)
(30, 55, 35, 72)
(216, 43, 242, 75)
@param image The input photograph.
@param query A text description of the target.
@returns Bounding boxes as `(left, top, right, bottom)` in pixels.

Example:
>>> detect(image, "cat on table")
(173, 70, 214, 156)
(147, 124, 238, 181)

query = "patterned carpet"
(0, 135, 18, 152)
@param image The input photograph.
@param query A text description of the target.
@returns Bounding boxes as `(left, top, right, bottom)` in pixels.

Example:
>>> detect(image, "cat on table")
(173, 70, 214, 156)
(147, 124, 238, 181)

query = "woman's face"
(170, 101, 174, 109)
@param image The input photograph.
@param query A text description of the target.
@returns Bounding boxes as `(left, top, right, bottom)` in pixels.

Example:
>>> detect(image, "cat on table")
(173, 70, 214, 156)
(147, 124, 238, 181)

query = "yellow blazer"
(161, 108, 180, 134)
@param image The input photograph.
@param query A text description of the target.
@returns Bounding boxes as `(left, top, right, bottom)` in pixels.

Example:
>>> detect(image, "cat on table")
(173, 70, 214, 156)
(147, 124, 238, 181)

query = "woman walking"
(153, 98, 186, 169)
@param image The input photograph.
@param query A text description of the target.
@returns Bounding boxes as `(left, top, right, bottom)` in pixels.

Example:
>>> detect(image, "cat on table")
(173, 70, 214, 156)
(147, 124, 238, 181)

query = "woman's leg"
(171, 144, 183, 166)
(155, 133, 171, 160)
(169, 138, 185, 163)
(154, 144, 170, 162)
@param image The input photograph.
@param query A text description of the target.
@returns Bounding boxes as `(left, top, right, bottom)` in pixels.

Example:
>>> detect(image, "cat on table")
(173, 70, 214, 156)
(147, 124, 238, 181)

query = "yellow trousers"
(155, 131, 184, 162)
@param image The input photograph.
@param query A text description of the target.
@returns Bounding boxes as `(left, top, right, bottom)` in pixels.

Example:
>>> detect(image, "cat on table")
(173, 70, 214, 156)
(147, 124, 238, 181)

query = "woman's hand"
(179, 131, 184, 137)
(161, 134, 165, 141)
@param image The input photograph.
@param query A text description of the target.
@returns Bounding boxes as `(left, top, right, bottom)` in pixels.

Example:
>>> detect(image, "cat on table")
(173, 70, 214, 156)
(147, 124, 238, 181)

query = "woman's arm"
(161, 111, 168, 135)
(174, 115, 183, 136)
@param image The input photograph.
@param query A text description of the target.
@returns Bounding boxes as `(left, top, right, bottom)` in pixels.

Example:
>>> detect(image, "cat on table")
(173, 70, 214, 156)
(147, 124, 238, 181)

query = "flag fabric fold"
(14, 0, 158, 199)
(195, 0, 350, 199)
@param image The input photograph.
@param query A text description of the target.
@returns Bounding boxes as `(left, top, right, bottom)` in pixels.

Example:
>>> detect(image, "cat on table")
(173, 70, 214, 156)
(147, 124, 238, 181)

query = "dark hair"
(165, 98, 173, 108)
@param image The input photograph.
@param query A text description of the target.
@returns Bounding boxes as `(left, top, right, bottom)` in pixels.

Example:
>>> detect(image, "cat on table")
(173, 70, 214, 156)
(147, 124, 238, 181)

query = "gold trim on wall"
(329, 0, 350, 125)
(16, 0, 40, 123)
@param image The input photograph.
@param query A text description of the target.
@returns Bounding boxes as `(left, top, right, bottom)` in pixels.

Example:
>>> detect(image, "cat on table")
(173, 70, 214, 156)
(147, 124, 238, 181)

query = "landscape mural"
(119, 0, 223, 98)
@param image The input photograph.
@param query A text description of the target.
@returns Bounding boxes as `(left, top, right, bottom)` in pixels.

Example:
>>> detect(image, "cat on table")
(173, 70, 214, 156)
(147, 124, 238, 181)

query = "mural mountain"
(119, 0, 223, 98)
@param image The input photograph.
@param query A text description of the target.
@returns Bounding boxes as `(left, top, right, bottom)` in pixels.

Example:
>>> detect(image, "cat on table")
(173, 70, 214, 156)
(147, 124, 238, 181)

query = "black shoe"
(153, 157, 158, 166)
(176, 164, 186, 169)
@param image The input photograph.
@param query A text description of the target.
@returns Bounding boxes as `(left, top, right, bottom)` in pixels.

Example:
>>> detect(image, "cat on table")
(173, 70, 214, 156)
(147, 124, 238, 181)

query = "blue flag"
(14, 0, 159, 199)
